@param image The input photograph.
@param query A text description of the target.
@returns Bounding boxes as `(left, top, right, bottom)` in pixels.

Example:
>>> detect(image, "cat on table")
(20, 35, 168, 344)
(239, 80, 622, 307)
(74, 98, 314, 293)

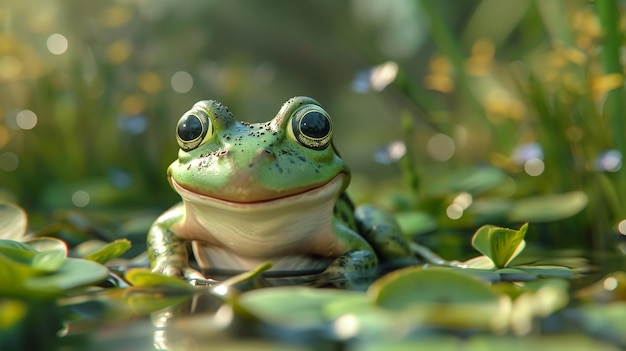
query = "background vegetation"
(2, 0, 626, 349)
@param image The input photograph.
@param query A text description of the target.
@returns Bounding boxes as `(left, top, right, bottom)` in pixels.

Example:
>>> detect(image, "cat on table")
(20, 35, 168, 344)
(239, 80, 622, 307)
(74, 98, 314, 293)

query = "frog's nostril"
(256, 148, 275, 160)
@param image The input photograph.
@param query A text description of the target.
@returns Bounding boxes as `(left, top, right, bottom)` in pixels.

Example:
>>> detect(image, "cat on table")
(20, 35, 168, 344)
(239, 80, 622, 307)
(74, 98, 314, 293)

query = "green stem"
(595, 0, 626, 217)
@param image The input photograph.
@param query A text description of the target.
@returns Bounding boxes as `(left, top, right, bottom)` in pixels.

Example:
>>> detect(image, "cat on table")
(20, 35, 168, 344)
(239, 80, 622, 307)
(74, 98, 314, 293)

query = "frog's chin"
(171, 173, 346, 209)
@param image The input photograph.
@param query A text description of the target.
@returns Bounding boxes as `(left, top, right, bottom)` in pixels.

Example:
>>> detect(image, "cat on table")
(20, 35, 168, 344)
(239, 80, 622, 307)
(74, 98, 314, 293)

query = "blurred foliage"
(1, 0, 625, 245)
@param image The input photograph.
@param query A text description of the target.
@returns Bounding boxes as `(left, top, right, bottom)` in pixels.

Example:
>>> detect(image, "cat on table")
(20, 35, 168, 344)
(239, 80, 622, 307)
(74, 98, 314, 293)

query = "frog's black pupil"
(299, 112, 330, 138)
(178, 115, 203, 141)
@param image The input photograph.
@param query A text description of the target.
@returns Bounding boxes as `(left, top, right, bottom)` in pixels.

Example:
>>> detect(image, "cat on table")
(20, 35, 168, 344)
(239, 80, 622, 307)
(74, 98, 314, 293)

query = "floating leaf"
(0, 239, 37, 265)
(31, 249, 66, 272)
(509, 191, 588, 222)
(125, 268, 195, 291)
(369, 267, 506, 330)
(238, 287, 365, 329)
(84, 239, 131, 264)
(0, 203, 27, 240)
(24, 237, 68, 256)
(471, 223, 528, 268)
(25, 258, 109, 292)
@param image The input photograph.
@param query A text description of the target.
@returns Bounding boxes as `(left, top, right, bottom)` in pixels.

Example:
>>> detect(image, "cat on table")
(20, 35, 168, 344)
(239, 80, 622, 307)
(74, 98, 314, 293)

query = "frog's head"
(167, 97, 350, 206)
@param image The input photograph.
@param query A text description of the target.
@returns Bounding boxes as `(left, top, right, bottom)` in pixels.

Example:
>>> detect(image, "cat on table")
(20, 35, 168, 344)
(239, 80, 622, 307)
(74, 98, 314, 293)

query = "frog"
(148, 96, 447, 286)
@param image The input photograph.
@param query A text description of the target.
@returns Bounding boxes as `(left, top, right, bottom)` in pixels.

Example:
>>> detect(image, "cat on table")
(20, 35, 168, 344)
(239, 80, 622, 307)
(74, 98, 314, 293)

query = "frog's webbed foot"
(152, 264, 207, 281)
(316, 250, 378, 288)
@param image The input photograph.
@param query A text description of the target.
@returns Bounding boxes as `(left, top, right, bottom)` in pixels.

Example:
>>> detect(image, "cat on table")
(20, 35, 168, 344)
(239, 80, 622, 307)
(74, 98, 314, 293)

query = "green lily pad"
(509, 191, 588, 222)
(84, 239, 131, 264)
(471, 223, 528, 268)
(31, 249, 66, 272)
(238, 287, 366, 329)
(0, 239, 37, 264)
(368, 267, 506, 330)
(24, 237, 68, 255)
(125, 268, 195, 291)
(0, 203, 27, 240)
(25, 258, 109, 292)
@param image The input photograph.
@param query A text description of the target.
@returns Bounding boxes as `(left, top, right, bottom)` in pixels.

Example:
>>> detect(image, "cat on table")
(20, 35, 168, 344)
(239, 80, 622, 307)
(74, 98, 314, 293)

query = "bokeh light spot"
(0, 152, 19, 172)
(617, 219, 626, 235)
(107, 40, 132, 65)
(171, 71, 193, 93)
(524, 158, 545, 176)
(47, 33, 68, 55)
(72, 190, 90, 207)
(137, 71, 163, 94)
(603, 276, 618, 291)
(427, 133, 455, 162)
(446, 203, 464, 220)
(16, 110, 37, 130)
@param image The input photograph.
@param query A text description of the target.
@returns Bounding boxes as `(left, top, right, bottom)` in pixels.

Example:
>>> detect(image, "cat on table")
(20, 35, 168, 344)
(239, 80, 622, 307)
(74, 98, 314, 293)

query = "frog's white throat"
(171, 174, 348, 271)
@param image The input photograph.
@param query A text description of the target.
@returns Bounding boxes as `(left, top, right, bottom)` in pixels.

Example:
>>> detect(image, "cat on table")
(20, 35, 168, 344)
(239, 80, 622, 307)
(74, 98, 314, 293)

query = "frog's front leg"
(147, 205, 205, 280)
(318, 218, 378, 286)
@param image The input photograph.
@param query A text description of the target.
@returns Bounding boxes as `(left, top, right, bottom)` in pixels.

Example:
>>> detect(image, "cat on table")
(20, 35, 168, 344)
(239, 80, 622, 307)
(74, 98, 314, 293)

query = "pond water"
(45, 246, 625, 351)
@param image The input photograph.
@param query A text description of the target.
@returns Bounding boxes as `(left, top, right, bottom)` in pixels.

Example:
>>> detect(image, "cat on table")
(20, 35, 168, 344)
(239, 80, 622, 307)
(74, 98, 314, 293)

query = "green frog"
(148, 97, 445, 285)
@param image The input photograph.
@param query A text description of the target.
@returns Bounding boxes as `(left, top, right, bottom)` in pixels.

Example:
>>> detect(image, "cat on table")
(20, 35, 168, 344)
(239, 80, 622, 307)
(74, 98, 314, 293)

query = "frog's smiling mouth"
(170, 173, 347, 208)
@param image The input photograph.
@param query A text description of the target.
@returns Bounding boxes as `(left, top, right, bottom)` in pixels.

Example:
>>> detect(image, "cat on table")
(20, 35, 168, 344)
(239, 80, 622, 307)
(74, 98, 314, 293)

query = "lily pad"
(368, 267, 507, 330)
(509, 191, 588, 222)
(0, 203, 27, 240)
(471, 223, 528, 268)
(238, 286, 366, 329)
(25, 258, 109, 292)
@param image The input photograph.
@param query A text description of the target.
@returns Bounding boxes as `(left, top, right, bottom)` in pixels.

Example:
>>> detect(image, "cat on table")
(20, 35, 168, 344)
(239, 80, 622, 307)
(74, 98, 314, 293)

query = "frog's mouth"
(170, 173, 347, 209)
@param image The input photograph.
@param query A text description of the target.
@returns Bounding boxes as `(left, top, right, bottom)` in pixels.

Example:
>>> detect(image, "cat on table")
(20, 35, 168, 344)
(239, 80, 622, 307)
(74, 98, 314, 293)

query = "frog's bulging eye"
(289, 106, 332, 150)
(176, 110, 212, 151)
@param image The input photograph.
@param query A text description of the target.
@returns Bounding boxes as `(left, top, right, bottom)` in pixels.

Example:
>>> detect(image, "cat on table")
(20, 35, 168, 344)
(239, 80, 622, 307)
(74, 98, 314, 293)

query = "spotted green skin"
(147, 97, 417, 285)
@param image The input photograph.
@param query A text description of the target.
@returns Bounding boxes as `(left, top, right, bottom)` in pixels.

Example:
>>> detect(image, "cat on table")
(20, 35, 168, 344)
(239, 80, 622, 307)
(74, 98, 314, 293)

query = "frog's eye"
(289, 105, 333, 150)
(176, 109, 212, 151)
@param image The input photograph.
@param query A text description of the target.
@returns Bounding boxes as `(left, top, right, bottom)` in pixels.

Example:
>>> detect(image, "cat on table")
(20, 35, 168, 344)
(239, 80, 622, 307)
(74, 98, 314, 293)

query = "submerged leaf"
(471, 223, 528, 268)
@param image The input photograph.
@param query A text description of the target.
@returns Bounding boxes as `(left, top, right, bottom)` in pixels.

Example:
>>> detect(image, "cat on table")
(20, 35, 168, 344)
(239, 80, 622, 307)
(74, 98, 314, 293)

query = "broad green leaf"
(32, 249, 66, 272)
(25, 237, 68, 255)
(125, 268, 195, 291)
(471, 223, 528, 268)
(0, 239, 37, 264)
(0, 253, 39, 296)
(238, 287, 365, 329)
(84, 239, 131, 264)
(369, 267, 506, 331)
(509, 191, 588, 222)
(369, 267, 500, 309)
(25, 258, 109, 292)
(0, 203, 27, 240)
